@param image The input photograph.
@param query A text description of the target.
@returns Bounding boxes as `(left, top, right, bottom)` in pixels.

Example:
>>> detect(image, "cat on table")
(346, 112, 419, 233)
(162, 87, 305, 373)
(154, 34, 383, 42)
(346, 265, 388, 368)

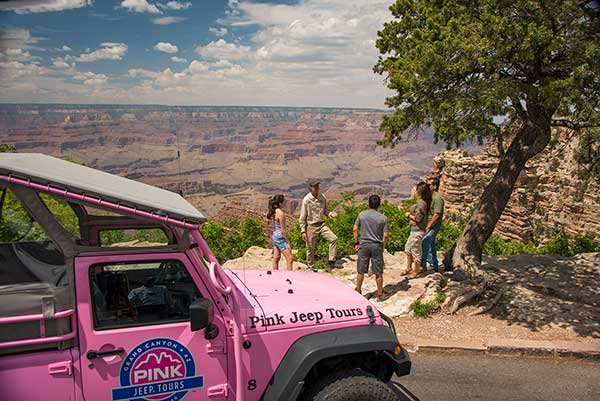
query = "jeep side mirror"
(190, 298, 214, 332)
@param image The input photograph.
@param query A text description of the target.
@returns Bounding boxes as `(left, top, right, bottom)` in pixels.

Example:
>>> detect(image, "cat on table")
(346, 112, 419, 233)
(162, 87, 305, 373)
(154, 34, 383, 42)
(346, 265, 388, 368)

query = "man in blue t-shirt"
(353, 195, 389, 301)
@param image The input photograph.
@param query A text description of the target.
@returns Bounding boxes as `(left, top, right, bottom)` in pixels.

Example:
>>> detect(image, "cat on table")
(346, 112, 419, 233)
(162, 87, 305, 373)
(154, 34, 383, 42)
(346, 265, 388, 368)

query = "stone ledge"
(399, 336, 600, 361)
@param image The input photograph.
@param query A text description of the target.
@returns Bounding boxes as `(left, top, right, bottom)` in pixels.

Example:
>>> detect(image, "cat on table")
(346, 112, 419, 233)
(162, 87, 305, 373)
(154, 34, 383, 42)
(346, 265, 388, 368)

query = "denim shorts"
(272, 234, 289, 251)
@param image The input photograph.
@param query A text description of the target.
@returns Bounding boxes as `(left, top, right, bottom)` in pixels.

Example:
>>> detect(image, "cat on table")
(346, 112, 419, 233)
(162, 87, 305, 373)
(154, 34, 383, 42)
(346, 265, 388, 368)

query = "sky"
(0, 0, 395, 108)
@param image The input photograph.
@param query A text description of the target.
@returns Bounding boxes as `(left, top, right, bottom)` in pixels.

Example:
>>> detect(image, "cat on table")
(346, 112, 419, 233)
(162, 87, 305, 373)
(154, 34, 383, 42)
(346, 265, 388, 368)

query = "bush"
(538, 232, 572, 257)
(410, 300, 435, 317)
(483, 234, 537, 256)
(200, 216, 267, 263)
(410, 289, 446, 318)
(571, 233, 600, 254)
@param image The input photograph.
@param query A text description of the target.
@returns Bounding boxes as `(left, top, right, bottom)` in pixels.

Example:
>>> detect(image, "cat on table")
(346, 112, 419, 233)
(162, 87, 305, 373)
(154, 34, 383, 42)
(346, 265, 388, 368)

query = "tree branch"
(551, 119, 600, 130)
(509, 95, 528, 121)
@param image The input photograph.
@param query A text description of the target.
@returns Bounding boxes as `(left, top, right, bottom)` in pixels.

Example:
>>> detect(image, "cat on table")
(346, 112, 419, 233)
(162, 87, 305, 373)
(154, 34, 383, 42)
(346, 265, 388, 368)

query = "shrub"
(571, 233, 600, 254)
(410, 300, 434, 317)
(410, 289, 446, 318)
(538, 232, 572, 257)
(483, 234, 537, 256)
(200, 216, 267, 263)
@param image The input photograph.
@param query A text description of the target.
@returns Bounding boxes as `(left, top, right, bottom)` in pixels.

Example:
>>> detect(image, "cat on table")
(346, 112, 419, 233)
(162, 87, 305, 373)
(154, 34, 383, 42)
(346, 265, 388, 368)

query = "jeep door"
(74, 253, 228, 401)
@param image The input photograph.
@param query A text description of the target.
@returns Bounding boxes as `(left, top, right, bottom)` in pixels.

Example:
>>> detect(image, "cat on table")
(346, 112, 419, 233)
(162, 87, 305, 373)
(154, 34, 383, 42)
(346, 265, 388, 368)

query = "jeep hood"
(225, 269, 378, 333)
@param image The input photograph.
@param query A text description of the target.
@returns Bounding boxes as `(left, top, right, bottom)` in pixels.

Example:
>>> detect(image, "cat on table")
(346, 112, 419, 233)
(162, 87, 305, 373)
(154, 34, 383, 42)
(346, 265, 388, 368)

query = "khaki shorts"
(404, 231, 424, 260)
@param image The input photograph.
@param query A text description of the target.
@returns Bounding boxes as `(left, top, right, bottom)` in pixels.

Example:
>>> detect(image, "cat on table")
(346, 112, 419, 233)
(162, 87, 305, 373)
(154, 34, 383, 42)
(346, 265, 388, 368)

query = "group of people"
(266, 178, 444, 302)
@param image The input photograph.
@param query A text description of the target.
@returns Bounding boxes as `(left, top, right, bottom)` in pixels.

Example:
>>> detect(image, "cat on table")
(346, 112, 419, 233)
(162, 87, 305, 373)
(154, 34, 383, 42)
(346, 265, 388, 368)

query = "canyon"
(0, 104, 448, 216)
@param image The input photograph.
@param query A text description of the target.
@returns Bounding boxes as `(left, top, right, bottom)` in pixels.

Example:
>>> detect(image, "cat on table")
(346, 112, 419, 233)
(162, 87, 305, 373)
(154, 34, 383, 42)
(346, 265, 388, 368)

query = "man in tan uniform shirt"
(299, 180, 338, 269)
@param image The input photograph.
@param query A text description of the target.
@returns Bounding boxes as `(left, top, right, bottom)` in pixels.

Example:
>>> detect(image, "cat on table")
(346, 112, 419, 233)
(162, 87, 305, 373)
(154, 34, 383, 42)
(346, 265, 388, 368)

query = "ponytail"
(267, 194, 285, 220)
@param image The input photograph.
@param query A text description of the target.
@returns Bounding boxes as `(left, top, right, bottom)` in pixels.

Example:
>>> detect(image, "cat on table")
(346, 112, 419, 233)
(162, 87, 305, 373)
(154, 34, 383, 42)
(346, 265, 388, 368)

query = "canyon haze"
(0, 104, 449, 216)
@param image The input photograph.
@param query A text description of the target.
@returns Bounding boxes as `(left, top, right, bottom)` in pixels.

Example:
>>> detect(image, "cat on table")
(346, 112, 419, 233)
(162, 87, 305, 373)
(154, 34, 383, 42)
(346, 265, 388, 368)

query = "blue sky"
(0, 0, 394, 108)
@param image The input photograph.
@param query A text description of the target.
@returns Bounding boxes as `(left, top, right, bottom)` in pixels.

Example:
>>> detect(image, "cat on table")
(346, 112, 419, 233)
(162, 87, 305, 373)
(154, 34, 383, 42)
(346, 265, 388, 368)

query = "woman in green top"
(402, 181, 432, 278)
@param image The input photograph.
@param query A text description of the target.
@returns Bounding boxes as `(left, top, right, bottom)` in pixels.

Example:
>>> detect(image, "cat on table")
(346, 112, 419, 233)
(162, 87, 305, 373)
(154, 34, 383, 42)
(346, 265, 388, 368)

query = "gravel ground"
(394, 305, 600, 344)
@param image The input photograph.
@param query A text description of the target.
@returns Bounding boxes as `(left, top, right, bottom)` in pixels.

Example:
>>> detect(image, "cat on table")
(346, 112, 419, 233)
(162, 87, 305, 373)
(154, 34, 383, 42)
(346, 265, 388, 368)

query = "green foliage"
(483, 234, 537, 256)
(576, 128, 600, 180)
(379, 199, 413, 253)
(435, 220, 462, 252)
(285, 194, 599, 267)
(200, 216, 267, 263)
(374, 0, 600, 149)
(481, 231, 600, 257)
(537, 232, 572, 256)
(410, 300, 434, 317)
(0, 188, 48, 242)
(571, 233, 600, 255)
(0, 144, 16, 153)
(410, 288, 446, 318)
(99, 229, 168, 246)
(39, 194, 81, 239)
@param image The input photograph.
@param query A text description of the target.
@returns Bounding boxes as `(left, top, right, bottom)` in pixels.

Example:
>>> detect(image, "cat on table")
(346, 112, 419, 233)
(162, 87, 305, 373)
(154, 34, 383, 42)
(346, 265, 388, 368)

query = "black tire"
(301, 369, 399, 401)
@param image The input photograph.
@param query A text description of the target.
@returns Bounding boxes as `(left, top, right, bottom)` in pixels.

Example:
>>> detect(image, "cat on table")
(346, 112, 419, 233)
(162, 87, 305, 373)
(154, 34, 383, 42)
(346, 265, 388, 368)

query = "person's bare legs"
(273, 248, 281, 270)
(410, 258, 421, 278)
(281, 248, 293, 270)
(403, 252, 413, 275)
(356, 273, 364, 294)
(375, 274, 383, 298)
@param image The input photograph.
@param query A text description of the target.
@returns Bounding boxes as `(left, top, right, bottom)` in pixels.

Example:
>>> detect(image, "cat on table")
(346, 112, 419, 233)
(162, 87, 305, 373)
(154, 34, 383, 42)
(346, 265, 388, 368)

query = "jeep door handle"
(86, 347, 125, 360)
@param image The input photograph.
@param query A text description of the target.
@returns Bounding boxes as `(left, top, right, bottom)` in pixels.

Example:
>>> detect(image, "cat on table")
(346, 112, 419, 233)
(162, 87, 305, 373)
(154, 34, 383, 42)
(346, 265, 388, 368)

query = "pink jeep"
(0, 153, 410, 401)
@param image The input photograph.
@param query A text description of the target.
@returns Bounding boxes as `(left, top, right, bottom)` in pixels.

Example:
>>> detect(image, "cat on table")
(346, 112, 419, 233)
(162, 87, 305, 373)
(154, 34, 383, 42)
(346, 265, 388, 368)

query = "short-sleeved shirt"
(430, 192, 445, 221)
(354, 210, 389, 244)
(409, 199, 428, 232)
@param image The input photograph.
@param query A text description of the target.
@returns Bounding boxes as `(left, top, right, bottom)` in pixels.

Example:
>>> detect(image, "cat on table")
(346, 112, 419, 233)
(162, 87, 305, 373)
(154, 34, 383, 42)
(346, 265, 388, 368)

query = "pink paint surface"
(227, 269, 379, 332)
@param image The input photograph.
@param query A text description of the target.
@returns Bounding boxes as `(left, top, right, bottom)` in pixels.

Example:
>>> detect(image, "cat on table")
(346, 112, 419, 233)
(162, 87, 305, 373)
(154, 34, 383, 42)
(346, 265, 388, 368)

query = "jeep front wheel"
(301, 369, 399, 401)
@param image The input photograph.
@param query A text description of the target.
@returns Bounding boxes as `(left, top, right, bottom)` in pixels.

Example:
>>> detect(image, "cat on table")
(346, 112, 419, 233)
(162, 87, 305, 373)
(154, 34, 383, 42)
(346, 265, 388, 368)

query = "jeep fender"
(259, 324, 411, 401)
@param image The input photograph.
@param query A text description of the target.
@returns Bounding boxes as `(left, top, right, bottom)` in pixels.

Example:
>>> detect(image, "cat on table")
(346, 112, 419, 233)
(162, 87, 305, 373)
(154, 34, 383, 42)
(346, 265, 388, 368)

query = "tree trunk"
(451, 111, 553, 279)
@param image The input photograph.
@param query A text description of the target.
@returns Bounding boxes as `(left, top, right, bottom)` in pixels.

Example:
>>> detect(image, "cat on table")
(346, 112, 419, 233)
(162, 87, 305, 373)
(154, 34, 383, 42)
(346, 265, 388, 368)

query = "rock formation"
(427, 135, 600, 243)
(0, 104, 449, 216)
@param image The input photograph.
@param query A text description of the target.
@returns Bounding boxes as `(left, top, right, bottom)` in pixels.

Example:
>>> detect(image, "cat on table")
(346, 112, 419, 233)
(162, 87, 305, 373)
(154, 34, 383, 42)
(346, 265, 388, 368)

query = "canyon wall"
(428, 137, 600, 243)
(0, 104, 448, 216)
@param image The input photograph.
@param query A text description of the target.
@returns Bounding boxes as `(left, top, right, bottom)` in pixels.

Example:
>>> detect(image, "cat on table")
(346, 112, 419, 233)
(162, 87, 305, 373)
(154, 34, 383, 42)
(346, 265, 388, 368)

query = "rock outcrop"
(427, 136, 600, 243)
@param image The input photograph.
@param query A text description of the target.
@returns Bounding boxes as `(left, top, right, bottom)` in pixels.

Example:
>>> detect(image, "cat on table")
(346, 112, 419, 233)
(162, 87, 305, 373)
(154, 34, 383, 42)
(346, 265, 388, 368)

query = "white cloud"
(128, 68, 159, 78)
(60, 45, 71, 51)
(52, 58, 72, 69)
(213, 59, 234, 68)
(74, 71, 108, 86)
(0, 27, 45, 51)
(196, 39, 251, 61)
(73, 42, 128, 62)
(187, 60, 209, 74)
(0, 60, 47, 80)
(0, 0, 92, 14)
(159, 1, 191, 10)
(209, 27, 228, 37)
(119, 0, 161, 14)
(153, 42, 178, 53)
(2, 0, 396, 108)
(151, 16, 185, 25)
(0, 48, 39, 62)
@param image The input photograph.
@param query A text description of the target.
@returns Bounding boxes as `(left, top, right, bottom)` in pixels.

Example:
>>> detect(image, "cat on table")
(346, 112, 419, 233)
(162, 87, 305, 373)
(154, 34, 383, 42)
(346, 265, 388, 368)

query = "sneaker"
(328, 260, 337, 269)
